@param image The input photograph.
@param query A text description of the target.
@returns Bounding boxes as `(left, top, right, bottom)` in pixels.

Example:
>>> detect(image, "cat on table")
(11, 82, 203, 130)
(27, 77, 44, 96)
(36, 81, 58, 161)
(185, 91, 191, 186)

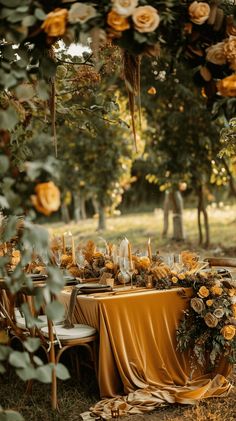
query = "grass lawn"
(46, 205, 236, 256)
(1, 206, 236, 420)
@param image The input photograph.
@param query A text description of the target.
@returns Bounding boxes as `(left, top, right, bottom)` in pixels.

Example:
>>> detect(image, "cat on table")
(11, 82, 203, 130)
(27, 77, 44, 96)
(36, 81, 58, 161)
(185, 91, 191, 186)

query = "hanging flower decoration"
(0, 1, 235, 104)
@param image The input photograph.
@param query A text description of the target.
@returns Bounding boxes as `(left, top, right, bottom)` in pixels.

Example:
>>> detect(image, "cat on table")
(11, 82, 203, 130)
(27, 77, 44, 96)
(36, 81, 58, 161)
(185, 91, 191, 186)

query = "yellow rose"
(41, 8, 68, 37)
(68, 3, 96, 24)
(206, 42, 226, 65)
(204, 312, 218, 328)
(147, 86, 156, 95)
(178, 273, 186, 280)
(189, 1, 210, 25)
(227, 288, 235, 297)
(231, 304, 236, 318)
(206, 299, 214, 307)
(217, 74, 236, 97)
(198, 286, 210, 298)
(171, 276, 178, 284)
(211, 285, 223, 296)
(132, 6, 160, 33)
(31, 181, 60, 216)
(224, 36, 236, 70)
(213, 307, 224, 319)
(112, 0, 138, 17)
(221, 325, 236, 341)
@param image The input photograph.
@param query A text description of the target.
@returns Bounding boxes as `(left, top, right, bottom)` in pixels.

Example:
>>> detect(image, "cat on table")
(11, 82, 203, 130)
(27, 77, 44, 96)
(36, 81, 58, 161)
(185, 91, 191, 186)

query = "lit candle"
(71, 234, 76, 265)
(62, 234, 66, 253)
(147, 238, 152, 262)
(128, 241, 134, 271)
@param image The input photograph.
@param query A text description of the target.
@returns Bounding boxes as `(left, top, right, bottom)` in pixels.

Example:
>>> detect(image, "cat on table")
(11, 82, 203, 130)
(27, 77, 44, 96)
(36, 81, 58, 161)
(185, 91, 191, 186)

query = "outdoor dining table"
(59, 286, 232, 402)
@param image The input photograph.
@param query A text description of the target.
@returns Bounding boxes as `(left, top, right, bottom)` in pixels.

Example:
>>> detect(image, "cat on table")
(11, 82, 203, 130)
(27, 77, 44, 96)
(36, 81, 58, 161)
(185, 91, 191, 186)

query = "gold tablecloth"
(59, 287, 232, 419)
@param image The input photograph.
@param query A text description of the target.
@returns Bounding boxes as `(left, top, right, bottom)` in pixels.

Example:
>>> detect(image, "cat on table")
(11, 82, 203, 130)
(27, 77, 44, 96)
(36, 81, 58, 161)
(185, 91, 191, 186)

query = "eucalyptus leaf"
(0, 156, 9, 175)
(0, 346, 11, 361)
(23, 337, 41, 353)
(55, 363, 70, 380)
(9, 351, 30, 368)
(22, 15, 36, 27)
(34, 8, 46, 20)
(35, 363, 53, 383)
(45, 301, 65, 321)
(16, 366, 36, 381)
(0, 106, 19, 130)
(0, 362, 5, 374)
(0, 411, 24, 421)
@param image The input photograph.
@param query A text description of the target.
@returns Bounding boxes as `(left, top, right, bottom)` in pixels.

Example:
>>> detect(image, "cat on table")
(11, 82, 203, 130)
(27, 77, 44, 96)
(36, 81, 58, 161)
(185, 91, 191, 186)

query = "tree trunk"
(170, 191, 185, 241)
(61, 203, 70, 224)
(80, 195, 87, 220)
(98, 204, 106, 231)
(197, 185, 210, 248)
(73, 191, 81, 223)
(162, 191, 170, 238)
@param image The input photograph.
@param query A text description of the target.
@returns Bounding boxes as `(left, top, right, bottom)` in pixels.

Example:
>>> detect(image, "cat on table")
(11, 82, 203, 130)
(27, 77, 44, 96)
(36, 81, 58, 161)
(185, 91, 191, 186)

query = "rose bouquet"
(177, 273, 236, 369)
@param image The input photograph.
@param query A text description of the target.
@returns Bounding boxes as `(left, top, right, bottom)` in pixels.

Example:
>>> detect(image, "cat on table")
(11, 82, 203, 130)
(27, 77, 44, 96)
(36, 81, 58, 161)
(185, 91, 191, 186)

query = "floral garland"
(176, 270, 236, 369)
(0, 1, 235, 98)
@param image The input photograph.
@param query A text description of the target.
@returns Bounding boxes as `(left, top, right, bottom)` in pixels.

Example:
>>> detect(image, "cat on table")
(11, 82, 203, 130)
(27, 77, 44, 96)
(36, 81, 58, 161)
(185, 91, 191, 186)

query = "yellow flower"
(221, 325, 236, 341)
(105, 262, 114, 270)
(171, 276, 178, 284)
(217, 74, 236, 97)
(211, 285, 223, 296)
(147, 86, 156, 95)
(191, 297, 205, 313)
(227, 288, 235, 297)
(188, 1, 210, 25)
(178, 273, 186, 280)
(132, 5, 160, 33)
(198, 286, 210, 298)
(206, 299, 214, 307)
(41, 8, 68, 37)
(231, 304, 236, 318)
(31, 181, 60, 216)
(107, 10, 130, 31)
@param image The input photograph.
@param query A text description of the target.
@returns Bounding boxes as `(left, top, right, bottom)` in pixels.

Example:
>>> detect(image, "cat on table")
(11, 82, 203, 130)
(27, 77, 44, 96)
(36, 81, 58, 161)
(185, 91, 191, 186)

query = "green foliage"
(219, 118, 236, 158)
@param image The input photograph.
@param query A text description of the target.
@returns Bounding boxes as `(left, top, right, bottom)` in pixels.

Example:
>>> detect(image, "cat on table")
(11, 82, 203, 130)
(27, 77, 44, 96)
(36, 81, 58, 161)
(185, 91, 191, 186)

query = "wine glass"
(75, 250, 85, 279)
(52, 249, 62, 268)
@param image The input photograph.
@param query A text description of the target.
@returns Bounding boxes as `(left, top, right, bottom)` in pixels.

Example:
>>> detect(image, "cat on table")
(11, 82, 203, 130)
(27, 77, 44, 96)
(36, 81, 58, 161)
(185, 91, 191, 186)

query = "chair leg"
(51, 366, 58, 410)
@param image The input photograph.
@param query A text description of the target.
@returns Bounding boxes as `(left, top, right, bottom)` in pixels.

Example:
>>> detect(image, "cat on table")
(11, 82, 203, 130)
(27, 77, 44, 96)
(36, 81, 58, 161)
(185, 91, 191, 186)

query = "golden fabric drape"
(59, 288, 232, 419)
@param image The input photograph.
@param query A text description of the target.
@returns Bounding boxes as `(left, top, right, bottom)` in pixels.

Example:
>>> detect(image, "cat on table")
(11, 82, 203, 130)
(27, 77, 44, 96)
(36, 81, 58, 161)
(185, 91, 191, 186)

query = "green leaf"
(35, 363, 53, 383)
(45, 301, 65, 322)
(55, 363, 70, 380)
(2, 45, 17, 61)
(16, 366, 36, 381)
(0, 195, 9, 209)
(34, 8, 46, 20)
(22, 15, 36, 27)
(23, 337, 40, 353)
(0, 410, 24, 421)
(0, 345, 11, 361)
(0, 156, 9, 175)
(0, 106, 19, 130)
(9, 351, 30, 368)
(0, 0, 22, 6)
(36, 80, 49, 100)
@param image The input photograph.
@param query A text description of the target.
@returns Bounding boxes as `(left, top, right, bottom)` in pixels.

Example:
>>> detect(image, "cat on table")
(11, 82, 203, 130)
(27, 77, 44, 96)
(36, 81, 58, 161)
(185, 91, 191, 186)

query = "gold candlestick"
(128, 242, 134, 271)
(71, 235, 76, 265)
(62, 234, 66, 254)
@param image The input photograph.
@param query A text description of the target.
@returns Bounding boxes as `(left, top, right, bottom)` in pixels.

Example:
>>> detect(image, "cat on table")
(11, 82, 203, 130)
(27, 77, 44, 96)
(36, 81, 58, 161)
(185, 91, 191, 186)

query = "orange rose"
(221, 325, 236, 341)
(198, 286, 210, 298)
(227, 288, 235, 297)
(31, 181, 60, 216)
(217, 74, 236, 97)
(226, 15, 236, 37)
(107, 10, 130, 31)
(41, 8, 68, 37)
(224, 36, 236, 70)
(211, 285, 223, 296)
